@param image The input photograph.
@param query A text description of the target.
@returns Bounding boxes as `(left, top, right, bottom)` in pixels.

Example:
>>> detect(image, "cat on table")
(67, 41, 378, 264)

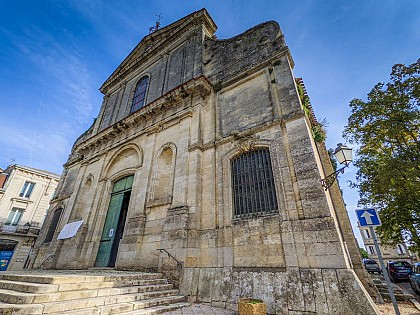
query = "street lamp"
(321, 143, 353, 190)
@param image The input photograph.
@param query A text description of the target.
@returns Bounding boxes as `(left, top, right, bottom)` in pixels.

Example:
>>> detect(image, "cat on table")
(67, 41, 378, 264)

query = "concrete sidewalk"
(163, 303, 236, 314)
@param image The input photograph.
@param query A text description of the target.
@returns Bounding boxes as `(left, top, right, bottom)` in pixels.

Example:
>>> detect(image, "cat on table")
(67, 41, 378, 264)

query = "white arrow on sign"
(361, 211, 374, 224)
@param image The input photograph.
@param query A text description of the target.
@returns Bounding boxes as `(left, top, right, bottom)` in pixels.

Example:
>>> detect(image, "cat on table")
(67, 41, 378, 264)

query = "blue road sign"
(356, 208, 381, 227)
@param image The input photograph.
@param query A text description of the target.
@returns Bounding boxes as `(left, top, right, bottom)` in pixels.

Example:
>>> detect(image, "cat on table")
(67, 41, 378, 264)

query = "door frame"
(94, 174, 134, 267)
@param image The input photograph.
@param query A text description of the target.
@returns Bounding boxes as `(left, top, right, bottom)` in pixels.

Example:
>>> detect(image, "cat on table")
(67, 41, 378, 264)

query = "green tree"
(360, 248, 369, 259)
(343, 59, 420, 254)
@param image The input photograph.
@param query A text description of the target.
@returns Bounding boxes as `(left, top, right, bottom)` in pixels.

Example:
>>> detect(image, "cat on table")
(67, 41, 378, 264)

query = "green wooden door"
(95, 193, 124, 267)
(95, 175, 134, 267)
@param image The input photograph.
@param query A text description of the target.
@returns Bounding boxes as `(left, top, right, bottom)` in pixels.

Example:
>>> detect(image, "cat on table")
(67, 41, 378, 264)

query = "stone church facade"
(32, 9, 378, 314)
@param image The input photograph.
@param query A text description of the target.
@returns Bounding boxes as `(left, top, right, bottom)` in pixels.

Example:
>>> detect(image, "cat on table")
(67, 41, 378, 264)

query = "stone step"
(0, 297, 187, 315)
(95, 283, 174, 298)
(35, 283, 174, 303)
(0, 273, 163, 285)
(49, 307, 100, 315)
(98, 295, 186, 315)
(119, 302, 190, 315)
(0, 280, 59, 294)
(129, 295, 185, 311)
(0, 289, 37, 304)
(0, 271, 186, 315)
(0, 301, 43, 315)
(42, 289, 180, 314)
(46, 295, 186, 315)
(380, 293, 407, 301)
(55, 278, 169, 293)
(0, 284, 175, 305)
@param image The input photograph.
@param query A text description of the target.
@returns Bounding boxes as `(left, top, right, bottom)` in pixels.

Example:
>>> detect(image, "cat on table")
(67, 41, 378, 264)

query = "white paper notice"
(57, 220, 84, 240)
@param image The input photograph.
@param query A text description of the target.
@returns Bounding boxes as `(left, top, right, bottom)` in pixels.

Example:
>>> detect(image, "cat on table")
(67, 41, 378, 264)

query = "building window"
(4, 208, 24, 226)
(44, 208, 63, 243)
(368, 245, 375, 255)
(19, 181, 35, 198)
(363, 229, 371, 239)
(396, 244, 406, 255)
(130, 76, 149, 113)
(231, 148, 278, 217)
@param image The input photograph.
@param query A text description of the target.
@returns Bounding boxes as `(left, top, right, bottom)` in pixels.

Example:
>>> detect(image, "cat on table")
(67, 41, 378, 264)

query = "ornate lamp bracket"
(320, 143, 353, 190)
(320, 165, 348, 190)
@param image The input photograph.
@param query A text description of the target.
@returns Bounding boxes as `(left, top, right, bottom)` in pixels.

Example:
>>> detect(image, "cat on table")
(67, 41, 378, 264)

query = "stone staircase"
(0, 271, 188, 315)
(371, 275, 414, 301)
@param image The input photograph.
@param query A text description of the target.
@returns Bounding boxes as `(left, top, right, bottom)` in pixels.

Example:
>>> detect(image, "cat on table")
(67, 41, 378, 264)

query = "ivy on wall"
(296, 79, 327, 143)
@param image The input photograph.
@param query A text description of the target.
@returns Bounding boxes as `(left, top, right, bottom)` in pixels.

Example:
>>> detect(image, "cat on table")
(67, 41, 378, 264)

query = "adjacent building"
(358, 224, 413, 264)
(31, 9, 378, 314)
(0, 165, 59, 271)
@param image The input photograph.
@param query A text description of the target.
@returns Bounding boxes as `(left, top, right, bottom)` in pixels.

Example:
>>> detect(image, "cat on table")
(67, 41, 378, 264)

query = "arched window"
(231, 148, 278, 217)
(44, 208, 63, 243)
(130, 76, 149, 113)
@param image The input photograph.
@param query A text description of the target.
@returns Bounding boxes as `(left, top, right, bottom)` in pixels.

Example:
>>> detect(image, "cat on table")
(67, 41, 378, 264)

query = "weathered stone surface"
(32, 9, 379, 315)
(204, 21, 285, 84)
(0, 271, 187, 314)
(218, 72, 273, 137)
(182, 267, 378, 314)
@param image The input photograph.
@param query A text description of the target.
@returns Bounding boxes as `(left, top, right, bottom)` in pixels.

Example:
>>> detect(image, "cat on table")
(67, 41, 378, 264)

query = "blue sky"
(0, 1, 419, 244)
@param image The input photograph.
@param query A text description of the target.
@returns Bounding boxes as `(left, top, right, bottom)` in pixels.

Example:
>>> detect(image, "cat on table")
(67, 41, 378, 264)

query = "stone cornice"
(11, 197, 33, 204)
(82, 109, 194, 165)
(188, 111, 305, 153)
(11, 165, 60, 180)
(189, 119, 282, 153)
(74, 76, 213, 156)
(50, 194, 71, 204)
(63, 152, 84, 168)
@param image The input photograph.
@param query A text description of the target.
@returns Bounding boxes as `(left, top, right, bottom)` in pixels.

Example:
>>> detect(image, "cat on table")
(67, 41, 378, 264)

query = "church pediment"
(100, 8, 216, 94)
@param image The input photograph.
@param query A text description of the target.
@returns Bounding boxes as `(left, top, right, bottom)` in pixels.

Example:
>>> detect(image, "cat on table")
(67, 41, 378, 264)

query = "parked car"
(409, 263, 420, 294)
(363, 259, 382, 274)
(387, 261, 412, 282)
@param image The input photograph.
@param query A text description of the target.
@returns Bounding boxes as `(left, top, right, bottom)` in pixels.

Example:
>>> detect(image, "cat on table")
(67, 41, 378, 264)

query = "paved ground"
(163, 304, 236, 314)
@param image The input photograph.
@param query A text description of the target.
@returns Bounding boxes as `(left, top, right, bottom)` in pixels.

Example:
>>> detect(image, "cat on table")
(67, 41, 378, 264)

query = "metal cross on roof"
(149, 14, 162, 34)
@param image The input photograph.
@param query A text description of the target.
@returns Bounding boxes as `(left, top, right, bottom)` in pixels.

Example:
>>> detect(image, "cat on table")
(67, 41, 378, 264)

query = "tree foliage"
(360, 248, 369, 259)
(343, 59, 420, 253)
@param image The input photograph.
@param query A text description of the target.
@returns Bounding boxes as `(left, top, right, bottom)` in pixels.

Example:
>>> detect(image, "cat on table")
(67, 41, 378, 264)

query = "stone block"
(286, 268, 305, 312)
(197, 268, 215, 302)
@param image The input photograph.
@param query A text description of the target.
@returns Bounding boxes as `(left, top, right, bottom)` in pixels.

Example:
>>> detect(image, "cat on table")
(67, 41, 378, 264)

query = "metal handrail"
(40, 254, 55, 269)
(157, 248, 182, 268)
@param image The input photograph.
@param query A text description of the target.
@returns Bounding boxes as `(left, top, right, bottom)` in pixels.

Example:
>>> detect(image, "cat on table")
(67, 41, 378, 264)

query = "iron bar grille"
(231, 148, 278, 217)
(43, 208, 63, 243)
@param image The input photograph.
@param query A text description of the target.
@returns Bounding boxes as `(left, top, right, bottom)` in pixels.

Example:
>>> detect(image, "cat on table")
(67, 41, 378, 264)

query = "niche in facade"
(150, 145, 175, 203)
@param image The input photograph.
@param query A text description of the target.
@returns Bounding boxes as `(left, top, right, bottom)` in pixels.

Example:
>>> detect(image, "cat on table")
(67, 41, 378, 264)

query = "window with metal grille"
(44, 208, 63, 243)
(130, 76, 149, 113)
(231, 148, 278, 217)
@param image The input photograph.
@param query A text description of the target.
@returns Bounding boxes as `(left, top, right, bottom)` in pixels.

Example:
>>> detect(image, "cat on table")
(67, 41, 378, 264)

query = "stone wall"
(181, 267, 376, 315)
(204, 21, 286, 84)
(32, 9, 379, 314)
